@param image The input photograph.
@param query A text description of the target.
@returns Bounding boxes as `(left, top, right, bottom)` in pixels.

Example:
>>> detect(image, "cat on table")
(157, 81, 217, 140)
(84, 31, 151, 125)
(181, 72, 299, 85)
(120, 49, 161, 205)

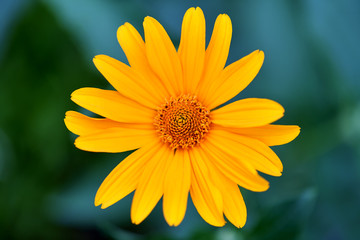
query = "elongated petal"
(163, 150, 191, 226)
(218, 180, 246, 228)
(93, 55, 162, 108)
(201, 155, 247, 228)
(221, 124, 301, 146)
(211, 98, 284, 128)
(178, 7, 205, 93)
(200, 141, 269, 192)
(189, 147, 225, 227)
(71, 88, 155, 123)
(117, 23, 170, 99)
(222, 183, 246, 228)
(131, 144, 173, 224)
(143, 16, 183, 95)
(207, 129, 283, 176)
(74, 127, 155, 153)
(65, 111, 126, 136)
(197, 14, 232, 102)
(117, 22, 148, 72)
(206, 50, 265, 109)
(95, 140, 161, 208)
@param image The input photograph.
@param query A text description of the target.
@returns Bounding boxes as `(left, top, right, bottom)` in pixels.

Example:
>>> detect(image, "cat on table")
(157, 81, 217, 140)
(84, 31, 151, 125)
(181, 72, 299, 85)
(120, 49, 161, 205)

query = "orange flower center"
(154, 95, 211, 149)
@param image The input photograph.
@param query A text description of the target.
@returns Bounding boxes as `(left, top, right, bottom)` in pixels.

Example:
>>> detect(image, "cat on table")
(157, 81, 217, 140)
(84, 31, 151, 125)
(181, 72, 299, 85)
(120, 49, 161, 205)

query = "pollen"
(154, 95, 211, 149)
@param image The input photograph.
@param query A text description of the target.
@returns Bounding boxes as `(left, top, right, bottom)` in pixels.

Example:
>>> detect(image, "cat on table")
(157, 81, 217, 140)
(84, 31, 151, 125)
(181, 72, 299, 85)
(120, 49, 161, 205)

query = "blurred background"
(0, 0, 359, 239)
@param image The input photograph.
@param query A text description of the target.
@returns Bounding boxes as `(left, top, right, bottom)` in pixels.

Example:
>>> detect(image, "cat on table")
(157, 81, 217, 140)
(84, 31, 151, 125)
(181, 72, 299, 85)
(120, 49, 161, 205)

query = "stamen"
(154, 95, 211, 149)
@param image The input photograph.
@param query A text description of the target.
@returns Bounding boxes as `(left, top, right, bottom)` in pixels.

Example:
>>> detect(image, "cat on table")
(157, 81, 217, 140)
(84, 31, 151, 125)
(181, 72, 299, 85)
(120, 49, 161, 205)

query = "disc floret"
(154, 95, 211, 149)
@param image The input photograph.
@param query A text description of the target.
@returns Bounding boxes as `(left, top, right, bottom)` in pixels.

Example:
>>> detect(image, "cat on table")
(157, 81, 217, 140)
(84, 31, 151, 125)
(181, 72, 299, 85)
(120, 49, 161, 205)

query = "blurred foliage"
(0, 0, 359, 239)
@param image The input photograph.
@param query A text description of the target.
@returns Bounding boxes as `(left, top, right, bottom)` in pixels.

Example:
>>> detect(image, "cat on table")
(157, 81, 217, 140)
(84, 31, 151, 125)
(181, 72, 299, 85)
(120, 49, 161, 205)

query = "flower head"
(65, 7, 300, 227)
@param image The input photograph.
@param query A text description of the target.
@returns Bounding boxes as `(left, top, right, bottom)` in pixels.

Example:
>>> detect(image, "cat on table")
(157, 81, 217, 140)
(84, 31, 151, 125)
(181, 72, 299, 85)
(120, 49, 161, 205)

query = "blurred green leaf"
(246, 189, 316, 240)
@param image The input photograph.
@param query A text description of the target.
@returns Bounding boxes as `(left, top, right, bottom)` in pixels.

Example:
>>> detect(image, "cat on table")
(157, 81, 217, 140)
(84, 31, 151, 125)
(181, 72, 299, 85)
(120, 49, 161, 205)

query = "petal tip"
(74, 137, 88, 151)
(217, 221, 226, 227)
(214, 13, 231, 28)
(194, 7, 204, 18)
(100, 200, 116, 209)
(272, 100, 285, 114)
(70, 90, 78, 98)
(74, 138, 80, 147)
(117, 22, 132, 39)
(231, 221, 245, 228)
(64, 110, 75, 118)
(70, 88, 87, 98)
(94, 192, 103, 207)
(117, 23, 126, 32)
(293, 125, 301, 138)
(94, 199, 101, 207)
(93, 54, 108, 63)
(130, 214, 143, 225)
(131, 220, 140, 225)
(273, 170, 282, 177)
(92, 57, 100, 67)
(220, 13, 231, 22)
(258, 50, 265, 59)
(165, 220, 181, 227)
(143, 16, 155, 25)
(255, 181, 270, 192)
(164, 214, 184, 227)
(186, 7, 196, 13)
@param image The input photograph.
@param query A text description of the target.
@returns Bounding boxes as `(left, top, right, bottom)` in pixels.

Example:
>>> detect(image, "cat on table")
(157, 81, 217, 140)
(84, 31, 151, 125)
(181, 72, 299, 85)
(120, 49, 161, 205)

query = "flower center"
(154, 95, 211, 149)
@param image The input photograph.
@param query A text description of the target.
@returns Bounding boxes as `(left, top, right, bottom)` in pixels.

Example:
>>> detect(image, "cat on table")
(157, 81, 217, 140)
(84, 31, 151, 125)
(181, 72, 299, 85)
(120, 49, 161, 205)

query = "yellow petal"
(163, 149, 191, 226)
(197, 13, 232, 102)
(211, 98, 285, 128)
(223, 124, 301, 146)
(93, 55, 162, 108)
(64, 111, 123, 136)
(117, 22, 148, 72)
(71, 87, 155, 123)
(206, 50, 265, 109)
(74, 127, 155, 153)
(131, 144, 173, 224)
(178, 7, 205, 94)
(203, 158, 247, 228)
(143, 16, 183, 95)
(116, 23, 170, 100)
(95, 139, 161, 208)
(189, 147, 225, 227)
(207, 128, 283, 176)
(200, 141, 269, 192)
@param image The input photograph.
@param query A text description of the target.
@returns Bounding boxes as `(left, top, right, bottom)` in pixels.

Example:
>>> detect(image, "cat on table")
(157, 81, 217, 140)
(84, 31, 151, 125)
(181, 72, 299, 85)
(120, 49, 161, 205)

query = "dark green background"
(1, 0, 359, 239)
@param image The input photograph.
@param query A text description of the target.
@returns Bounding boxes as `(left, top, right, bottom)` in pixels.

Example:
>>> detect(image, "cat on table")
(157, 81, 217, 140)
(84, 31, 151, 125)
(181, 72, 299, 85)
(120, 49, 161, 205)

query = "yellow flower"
(64, 7, 300, 228)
